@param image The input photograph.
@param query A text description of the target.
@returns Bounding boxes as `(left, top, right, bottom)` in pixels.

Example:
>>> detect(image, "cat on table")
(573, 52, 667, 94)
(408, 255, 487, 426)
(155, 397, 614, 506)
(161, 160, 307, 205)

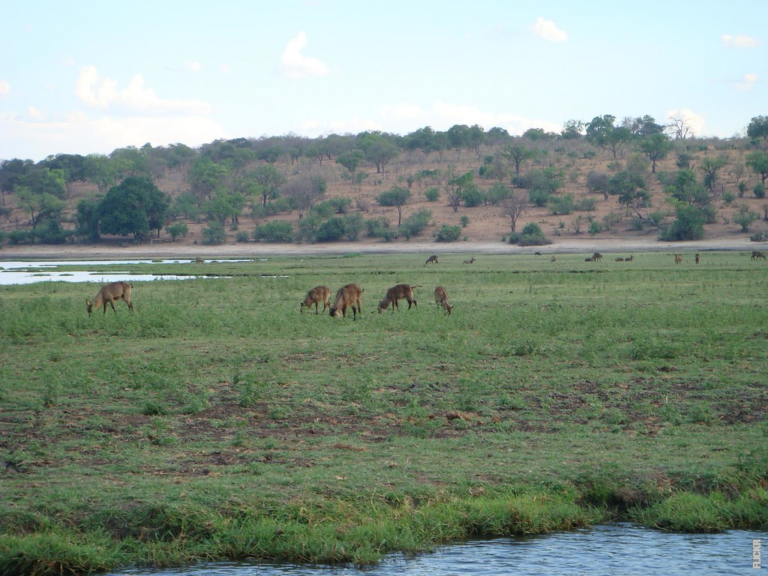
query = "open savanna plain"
(1, 251, 767, 574)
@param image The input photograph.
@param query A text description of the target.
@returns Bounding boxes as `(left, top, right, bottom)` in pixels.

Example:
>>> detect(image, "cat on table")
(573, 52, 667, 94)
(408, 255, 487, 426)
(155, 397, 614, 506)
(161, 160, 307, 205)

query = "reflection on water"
(108, 524, 764, 576)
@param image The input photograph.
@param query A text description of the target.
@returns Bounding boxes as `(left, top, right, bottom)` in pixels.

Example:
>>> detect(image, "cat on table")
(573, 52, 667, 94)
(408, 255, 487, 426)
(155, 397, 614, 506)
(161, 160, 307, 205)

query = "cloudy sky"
(1, 0, 765, 161)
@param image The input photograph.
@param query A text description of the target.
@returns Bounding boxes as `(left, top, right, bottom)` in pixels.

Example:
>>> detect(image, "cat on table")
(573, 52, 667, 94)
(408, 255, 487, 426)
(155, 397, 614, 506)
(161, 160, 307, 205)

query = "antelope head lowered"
(86, 282, 134, 316)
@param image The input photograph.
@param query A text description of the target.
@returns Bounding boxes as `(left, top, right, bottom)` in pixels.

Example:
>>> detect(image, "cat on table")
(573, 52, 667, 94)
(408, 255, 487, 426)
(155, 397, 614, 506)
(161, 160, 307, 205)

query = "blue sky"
(1, 0, 765, 161)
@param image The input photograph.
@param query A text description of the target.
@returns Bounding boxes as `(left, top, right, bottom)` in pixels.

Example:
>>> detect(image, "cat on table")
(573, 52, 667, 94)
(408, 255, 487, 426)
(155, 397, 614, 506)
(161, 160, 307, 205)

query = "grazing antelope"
(463, 257, 475, 264)
(329, 284, 363, 319)
(434, 286, 453, 315)
(752, 250, 766, 260)
(300, 285, 331, 315)
(378, 284, 420, 313)
(424, 254, 439, 265)
(86, 282, 134, 316)
(592, 252, 603, 262)
(615, 257, 624, 262)
(551, 256, 556, 262)
(674, 254, 683, 264)
(195, 257, 204, 264)
(585, 257, 594, 262)
(625, 255, 634, 262)
(534, 252, 542, 256)
(695, 253, 700, 264)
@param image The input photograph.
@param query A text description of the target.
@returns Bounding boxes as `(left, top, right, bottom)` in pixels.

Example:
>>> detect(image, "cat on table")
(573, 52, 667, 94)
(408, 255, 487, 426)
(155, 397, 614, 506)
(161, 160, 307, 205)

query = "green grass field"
(1, 251, 767, 574)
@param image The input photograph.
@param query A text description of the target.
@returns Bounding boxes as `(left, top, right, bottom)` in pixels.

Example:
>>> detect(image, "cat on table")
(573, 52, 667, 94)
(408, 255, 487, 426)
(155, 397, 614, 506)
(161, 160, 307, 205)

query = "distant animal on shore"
(463, 257, 475, 264)
(585, 257, 594, 262)
(434, 286, 453, 315)
(330, 284, 363, 319)
(752, 250, 766, 261)
(534, 252, 541, 256)
(625, 255, 634, 262)
(195, 257, 204, 264)
(592, 252, 603, 262)
(551, 256, 556, 262)
(378, 284, 420, 313)
(695, 253, 700, 264)
(675, 254, 683, 264)
(615, 257, 624, 262)
(301, 286, 331, 315)
(424, 255, 439, 265)
(86, 282, 133, 316)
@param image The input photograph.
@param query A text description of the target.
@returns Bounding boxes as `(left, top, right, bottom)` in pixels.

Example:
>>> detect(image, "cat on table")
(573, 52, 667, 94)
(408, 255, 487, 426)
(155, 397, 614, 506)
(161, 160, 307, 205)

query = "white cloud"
(381, 103, 423, 119)
(186, 61, 202, 73)
(75, 65, 212, 115)
(666, 109, 706, 137)
(0, 80, 9, 98)
(721, 34, 759, 48)
(735, 73, 758, 91)
(532, 17, 568, 42)
(279, 32, 329, 78)
(28, 106, 45, 121)
(220, 64, 231, 75)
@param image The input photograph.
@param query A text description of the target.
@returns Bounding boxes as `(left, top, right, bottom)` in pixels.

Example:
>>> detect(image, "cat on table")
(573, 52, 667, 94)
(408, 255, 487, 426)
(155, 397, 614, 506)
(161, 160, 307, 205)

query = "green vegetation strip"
(1, 252, 767, 574)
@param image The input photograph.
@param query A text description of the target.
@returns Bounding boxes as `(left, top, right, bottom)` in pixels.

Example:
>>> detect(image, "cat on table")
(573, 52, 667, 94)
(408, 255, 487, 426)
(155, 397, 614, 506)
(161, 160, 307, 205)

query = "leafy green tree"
(747, 115, 768, 149)
(400, 208, 431, 239)
(638, 134, 673, 173)
(561, 119, 585, 140)
(447, 124, 471, 157)
(75, 198, 101, 241)
(732, 204, 759, 232)
(20, 168, 67, 199)
(336, 150, 365, 183)
(664, 170, 711, 208)
(247, 164, 287, 207)
(405, 126, 437, 155)
(586, 115, 632, 159)
(256, 146, 283, 165)
(16, 188, 66, 227)
(607, 171, 650, 219)
(745, 151, 768, 184)
(444, 170, 473, 212)
(365, 138, 399, 173)
(377, 186, 411, 226)
(202, 221, 226, 245)
(699, 155, 728, 193)
(660, 205, 705, 241)
(502, 144, 536, 175)
(99, 176, 170, 240)
(0, 158, 34, 205)
(516, 222, 549, 246)
(204, 191, 245, 226)
(166, 222, 189, 241)
(189, 157, 230, 203)
(436, 224, 462, 242)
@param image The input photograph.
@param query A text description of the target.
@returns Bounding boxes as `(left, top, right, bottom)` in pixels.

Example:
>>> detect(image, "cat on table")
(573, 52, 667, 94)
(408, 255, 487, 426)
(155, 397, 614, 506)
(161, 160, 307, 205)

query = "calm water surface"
(109, 524, 765, 576)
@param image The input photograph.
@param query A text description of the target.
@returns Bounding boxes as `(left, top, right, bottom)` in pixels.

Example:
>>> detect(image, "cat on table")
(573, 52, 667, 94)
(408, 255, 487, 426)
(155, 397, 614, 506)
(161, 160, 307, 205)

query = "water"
(109, 524, 764, 576)
(0, 259, 252, 285)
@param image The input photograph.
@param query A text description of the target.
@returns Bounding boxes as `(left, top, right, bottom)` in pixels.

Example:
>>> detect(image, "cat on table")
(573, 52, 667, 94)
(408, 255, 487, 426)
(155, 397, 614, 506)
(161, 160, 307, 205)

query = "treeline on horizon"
(1, 114, 767, 247)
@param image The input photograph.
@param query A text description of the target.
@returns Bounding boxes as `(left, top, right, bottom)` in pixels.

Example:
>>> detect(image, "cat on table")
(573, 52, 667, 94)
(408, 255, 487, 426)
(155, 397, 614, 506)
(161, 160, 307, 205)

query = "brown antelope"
(300, 285, 331, 315)
(424, 254, 439, 265)
(551, 256, 556, 262)
(463, 257, 475, 264)
(625, 255, 634, 262)
(592, 252, 603, 262)
(751, 250, 766, 261)
(329, 284, 363, 319)
(378, 284, 420, 313)
(674, 254, 683, 264)
(434, 286, 453, 315)
(195, 257, 204, 264)
(615, 257, 624, 262)
(695, 253, 700, 264)
(585, 257, 594, 262)
(86, 282, 134, 316)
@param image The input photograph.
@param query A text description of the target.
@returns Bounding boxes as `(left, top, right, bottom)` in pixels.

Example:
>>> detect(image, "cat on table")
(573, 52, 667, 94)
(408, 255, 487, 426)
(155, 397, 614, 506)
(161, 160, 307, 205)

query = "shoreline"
(1, 236, 764, 260)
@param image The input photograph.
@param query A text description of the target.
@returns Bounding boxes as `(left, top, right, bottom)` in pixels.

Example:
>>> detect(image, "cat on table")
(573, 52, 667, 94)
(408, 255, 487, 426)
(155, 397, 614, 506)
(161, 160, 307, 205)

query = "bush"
(548, 194, 574, 215)
(202, 222, 226, 245)
(343, 213, 364, 240)
(328, 197, 352, 214)
(436, 224, 462, 242)
(529, 188, 550, 207)
(461, 186, 486, 207)
(486, 183, 511, 205)
(251, 197, 291, 219)
(754, 183, 766, 199)
(723, 192, 736, 205)
(235, 230, 250, 243)
(315, 216, 347, 242)
(365, 217, 391, 238)
(659, 205, 705, 241)
(516, 222, 550, 246)
(253, 220, 294, 243)
(732, 205, 759, 232)
(574, 197, 597, 211)
(424, 187, 440, 202)
(749, 230, 768, 242)
(31, 219, 70, 244)
(400, 208, 432, 239)
(7, 230, 31, 245)
(166, 222, 189, 241)
(460, 215, 469, 228)
(311, 201, 336, 219)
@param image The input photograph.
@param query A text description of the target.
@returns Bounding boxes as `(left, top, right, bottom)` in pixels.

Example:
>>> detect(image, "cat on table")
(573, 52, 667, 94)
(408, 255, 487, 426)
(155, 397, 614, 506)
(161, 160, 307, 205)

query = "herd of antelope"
(85, 251, 765, 317)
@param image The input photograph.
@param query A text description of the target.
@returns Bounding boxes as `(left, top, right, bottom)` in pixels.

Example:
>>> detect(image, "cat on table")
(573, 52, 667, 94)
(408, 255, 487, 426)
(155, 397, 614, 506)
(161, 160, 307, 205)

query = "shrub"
(659, 205, 705, 241)
(575, 197, 597, 211)
(738, 181, 748, 197)
(529, 188, 550, 207)
(343, 213, 364, 240)
(723, 192, 736, 205)
(588, 221, 603, 236)
(486, 183, 511, 205)
(202, 221, 226, 245)
(31, 219, 70, 244)
(732, 205, 759, 232)
(750, 230, 768, 242)
(328, 197, 352, 214)
(516, 222, 550, 246)
(315, 217, 347, 242)
(235, 230, 250, 243)
(424, 187, 440, 202)
(7, 230, 31, 245)
(365, 217, 391, 238)
(754, 183, 766, 199)
(253, 220, 294, 243)
(436, 224, 462, 242)
(548, 193, 574, 215)
(461, 186, 486, 207)
(311, 201, 336, 219)
(166, 222, 188, 241)
(460, 215, 469, 228)
(400, 208, 432, 239)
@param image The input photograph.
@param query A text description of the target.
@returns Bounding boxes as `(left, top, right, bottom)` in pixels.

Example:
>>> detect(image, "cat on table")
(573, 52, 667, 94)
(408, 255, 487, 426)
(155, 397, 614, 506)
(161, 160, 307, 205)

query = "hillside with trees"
(1, 114, 768, 249)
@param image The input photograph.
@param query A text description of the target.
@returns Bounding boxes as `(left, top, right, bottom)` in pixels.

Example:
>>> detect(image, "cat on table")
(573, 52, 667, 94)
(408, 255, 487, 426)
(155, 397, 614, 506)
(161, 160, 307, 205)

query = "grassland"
(1, 251, 767, 574)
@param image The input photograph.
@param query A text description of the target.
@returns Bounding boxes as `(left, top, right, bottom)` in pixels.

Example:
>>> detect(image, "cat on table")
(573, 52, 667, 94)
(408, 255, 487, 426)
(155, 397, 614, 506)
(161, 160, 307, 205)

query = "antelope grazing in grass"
(625, 255, 634, 262)
(585, 256, 594, 262)
(329, 284, 363, 319)
(751, 250, 766, 261)
(378, 284, 420, 313)
(463, 257, 475, 264)
(195, 257, 204, 264)
(592, 252, 603, 262)
(86, 282, 134, 316)
(674, 254, 683, 264)
(300, 285, 331, 315)
(424, 254, 439, 265)
(695, 253, 700, 264)
(434, 286, 453, 315)
(551, 256, 556, 262)
(615, 257, 624, 262)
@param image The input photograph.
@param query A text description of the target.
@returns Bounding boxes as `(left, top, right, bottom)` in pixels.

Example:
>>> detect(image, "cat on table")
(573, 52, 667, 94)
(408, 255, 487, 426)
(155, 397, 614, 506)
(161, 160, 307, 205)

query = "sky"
(1, 0, 766, 162)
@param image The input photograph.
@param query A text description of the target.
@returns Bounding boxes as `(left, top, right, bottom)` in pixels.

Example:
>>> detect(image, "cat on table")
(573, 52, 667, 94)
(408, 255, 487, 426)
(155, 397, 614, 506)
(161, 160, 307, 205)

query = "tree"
(660, 205, 705, 241)
(248, 164, 287, 207)
(0, 158, 34, 205)
(607, 171, 650, 219)
(500, 191, 527, 232)
(377, 186, 411, 226)
(405, 126, 437, 155)
(502, 144, 536, 175)
(444, 170, 473, 212)
(75, 198, 101, 241)
(99, 176, 170, 240)
(336, 150, 365, 183)
(732, 204, 759, 232)
(666, 114, 694, 140)
(204, 191, 245, 226)
(586, 115, 632, 159)
(586, 171, 610, 200)
(20, 168, 67, 199)
(664, 170, 710, 208)
(365, 139, 399, 173)
(699, 155, 728, 193)
(745, 151, 768, 184)
(561, 119, 585, 140)
(447, 124, 471, 158)
(638, 134, 673, 173)
(189, 157, 230, 204)
(16, 188, 66, 227)
(747, 116, 768, 150)
(282, 174, 326, 219)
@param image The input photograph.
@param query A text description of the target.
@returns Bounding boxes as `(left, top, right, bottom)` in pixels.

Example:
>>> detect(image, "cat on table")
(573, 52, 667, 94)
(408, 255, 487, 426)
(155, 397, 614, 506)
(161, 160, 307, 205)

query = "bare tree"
(501, 191, 528, 232)
(666, 114, 693, 140)
(281, 174, 326, 219)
